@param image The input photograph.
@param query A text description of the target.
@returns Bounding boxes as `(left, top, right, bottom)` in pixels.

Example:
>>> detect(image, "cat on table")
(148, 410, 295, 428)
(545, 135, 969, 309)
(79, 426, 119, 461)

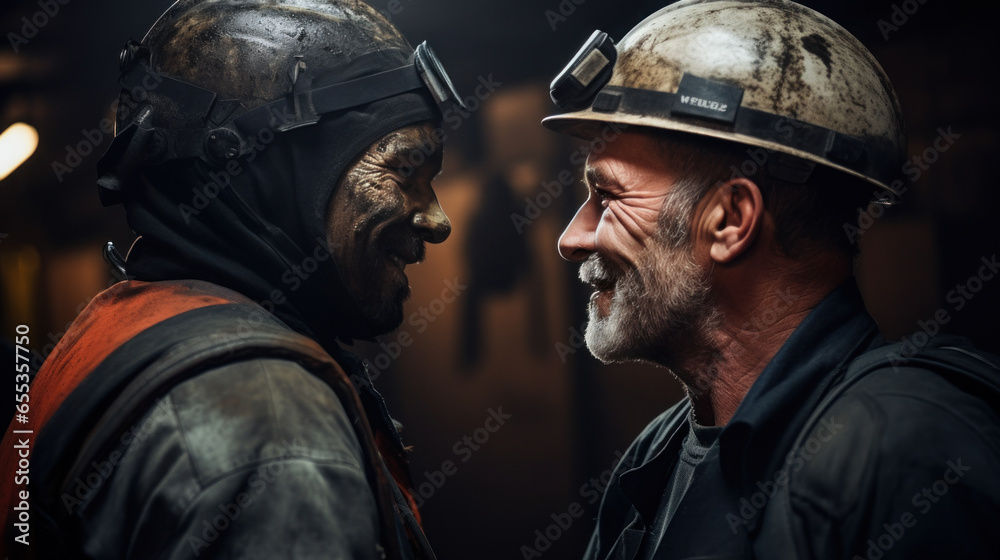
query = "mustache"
(579, 254, 626, 290)
(381, 227, 426, 264)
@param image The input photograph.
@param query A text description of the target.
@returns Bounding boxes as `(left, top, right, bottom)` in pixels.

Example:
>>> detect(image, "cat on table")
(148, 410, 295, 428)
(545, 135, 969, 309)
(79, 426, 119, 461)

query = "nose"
(413, 194, 451, 244)
(558, 201, 599, 262)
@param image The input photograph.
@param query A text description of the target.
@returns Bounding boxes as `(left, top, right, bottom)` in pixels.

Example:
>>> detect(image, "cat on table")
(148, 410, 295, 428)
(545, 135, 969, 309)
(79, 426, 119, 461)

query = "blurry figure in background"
(462, 172, 534, 365)
(546, 0, 1000, 558)
(462, 86, 556, 367)
(0, 0, 461, 558)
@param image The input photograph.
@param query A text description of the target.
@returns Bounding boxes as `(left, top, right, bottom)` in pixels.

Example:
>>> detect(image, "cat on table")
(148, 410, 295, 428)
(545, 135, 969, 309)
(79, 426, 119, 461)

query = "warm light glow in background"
(0, 122, 38, 181)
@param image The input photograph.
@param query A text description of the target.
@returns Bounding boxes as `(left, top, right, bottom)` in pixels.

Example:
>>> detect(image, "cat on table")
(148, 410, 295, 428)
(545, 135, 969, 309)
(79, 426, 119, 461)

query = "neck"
(678, 258, 850, 426)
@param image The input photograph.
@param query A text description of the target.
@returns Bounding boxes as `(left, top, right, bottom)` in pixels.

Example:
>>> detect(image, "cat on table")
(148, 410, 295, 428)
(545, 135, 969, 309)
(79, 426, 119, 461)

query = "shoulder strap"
(786, 336, 1000, 478)
(33, 303, 414, 560)
(752, 337, 1000, 558)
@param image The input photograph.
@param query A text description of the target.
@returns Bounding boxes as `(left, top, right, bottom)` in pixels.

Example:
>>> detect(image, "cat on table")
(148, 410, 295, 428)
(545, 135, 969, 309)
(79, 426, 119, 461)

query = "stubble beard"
(357, 227, 424, 335)
(581, 234, 721, 373)
(360, 273, 410, 335)
(358, 250, 412, 335)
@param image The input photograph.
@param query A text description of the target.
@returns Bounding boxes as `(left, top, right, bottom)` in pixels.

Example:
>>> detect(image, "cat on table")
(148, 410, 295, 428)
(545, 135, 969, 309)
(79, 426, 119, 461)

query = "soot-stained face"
(326, 122, 451, 335)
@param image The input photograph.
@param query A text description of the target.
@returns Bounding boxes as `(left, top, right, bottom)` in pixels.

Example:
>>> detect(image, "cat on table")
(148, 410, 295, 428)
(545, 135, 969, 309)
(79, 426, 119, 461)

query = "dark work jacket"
(584, 282, 1000, 560)
(1, 280, 432, 560)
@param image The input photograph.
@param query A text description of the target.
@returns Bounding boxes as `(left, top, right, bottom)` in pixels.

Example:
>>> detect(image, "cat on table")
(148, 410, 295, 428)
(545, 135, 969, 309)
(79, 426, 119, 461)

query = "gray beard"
(580, 237, 721, 372)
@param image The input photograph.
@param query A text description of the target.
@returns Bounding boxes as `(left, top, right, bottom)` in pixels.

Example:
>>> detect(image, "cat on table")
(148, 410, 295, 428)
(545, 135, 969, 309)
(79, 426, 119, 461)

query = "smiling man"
(545, 0, 1000, 558)
(0, 1, 459, 558)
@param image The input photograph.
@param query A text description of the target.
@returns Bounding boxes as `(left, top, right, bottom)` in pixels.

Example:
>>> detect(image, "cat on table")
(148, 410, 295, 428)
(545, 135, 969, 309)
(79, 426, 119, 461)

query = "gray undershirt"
(640, 414, 723, 560)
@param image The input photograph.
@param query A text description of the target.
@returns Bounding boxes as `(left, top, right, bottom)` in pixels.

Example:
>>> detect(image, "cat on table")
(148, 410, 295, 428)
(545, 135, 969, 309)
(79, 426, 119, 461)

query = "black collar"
(618, 280, 882, 521)
(718, 280, 882, 494)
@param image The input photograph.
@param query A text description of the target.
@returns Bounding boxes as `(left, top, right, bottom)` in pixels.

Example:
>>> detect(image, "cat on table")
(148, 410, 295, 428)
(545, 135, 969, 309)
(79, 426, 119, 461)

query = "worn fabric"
(3, 280, 429, 559)
(0, 280, 243, 553)
(584, 281, 1000, 560)
(78, 357, 383, 560)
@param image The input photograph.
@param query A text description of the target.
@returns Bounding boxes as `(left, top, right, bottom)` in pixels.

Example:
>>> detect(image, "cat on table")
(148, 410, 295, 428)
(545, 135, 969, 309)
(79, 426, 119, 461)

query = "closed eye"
(585, 167, 619, 208)
(375, 159, 409, 187)
(594, 188, 615, 207)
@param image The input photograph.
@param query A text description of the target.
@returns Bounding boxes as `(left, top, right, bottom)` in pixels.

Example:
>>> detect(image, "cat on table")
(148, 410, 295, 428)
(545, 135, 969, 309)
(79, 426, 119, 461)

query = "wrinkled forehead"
(365, 123, 445, 176)
(375, 123, 441, 151)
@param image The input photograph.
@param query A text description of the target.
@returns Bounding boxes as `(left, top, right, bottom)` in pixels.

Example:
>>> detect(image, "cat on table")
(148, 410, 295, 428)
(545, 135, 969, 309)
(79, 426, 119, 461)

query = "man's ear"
(698, 178, 765, 264)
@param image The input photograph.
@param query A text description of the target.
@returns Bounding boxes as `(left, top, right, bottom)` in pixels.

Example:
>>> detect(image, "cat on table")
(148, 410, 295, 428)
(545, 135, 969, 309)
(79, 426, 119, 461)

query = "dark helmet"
(97, 0, 462, 340)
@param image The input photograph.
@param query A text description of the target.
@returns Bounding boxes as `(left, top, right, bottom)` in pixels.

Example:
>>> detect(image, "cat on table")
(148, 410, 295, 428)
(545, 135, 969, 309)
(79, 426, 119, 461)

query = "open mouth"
(388, 253, 417, 271)
(580, 257, 622, 315)
(388, 254, 407, 270)
(587, 281, 615, 311)
(386, 240, 426, 271)
(581, 265, 618, 293)
(588, 284, 615, 317)
(581, 269, 617, 313)
(587, 277, 616, 292)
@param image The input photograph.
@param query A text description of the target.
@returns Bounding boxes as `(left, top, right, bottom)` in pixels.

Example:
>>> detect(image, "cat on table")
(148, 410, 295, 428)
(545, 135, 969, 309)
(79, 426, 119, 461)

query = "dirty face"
(558, 131, 719, 367)
(326, 122, 451, 334)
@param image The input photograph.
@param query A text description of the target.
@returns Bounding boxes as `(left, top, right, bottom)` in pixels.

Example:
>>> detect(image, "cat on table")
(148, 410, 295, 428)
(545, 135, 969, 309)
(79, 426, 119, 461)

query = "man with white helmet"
(545, 0, 1000, 558)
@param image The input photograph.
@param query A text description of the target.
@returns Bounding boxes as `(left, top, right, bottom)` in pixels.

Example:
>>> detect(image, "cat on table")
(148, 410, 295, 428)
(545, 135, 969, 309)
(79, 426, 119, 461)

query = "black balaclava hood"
(111, 0, 442, 345)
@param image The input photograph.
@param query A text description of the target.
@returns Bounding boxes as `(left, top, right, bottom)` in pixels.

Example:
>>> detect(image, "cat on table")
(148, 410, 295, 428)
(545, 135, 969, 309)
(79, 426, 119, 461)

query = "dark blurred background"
(1, 0, 997, 558)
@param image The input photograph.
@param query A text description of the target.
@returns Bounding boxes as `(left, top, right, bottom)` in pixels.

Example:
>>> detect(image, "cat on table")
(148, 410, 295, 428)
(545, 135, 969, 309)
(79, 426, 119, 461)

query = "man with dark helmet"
(0, 0, 462, 558)
(545, 0, 1000, 558)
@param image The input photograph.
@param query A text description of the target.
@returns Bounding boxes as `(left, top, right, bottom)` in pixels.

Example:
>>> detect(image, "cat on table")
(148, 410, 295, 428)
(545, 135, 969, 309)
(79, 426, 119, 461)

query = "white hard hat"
(543, 0, 906, 194)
